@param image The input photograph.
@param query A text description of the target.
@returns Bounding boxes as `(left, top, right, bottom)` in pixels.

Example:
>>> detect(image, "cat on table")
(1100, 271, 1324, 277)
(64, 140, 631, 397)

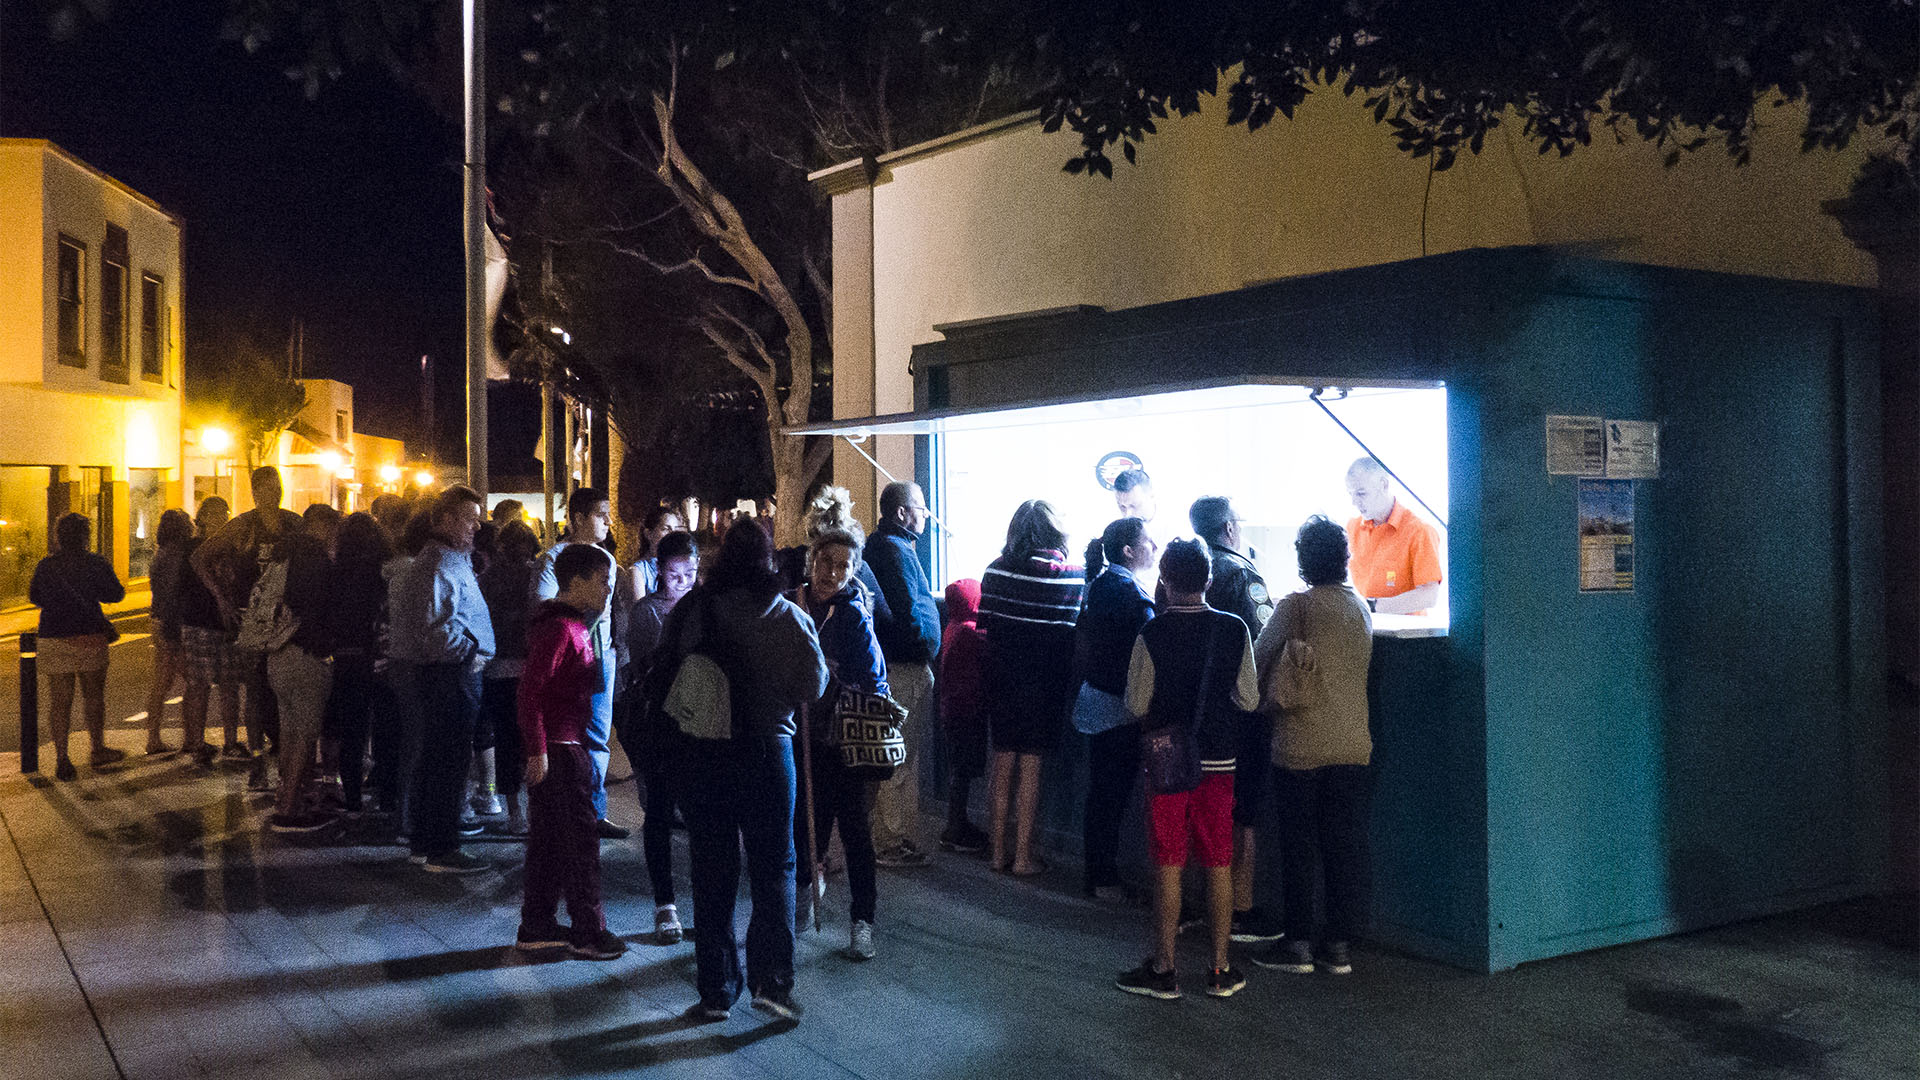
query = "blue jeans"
(681, 736, 797, 1008)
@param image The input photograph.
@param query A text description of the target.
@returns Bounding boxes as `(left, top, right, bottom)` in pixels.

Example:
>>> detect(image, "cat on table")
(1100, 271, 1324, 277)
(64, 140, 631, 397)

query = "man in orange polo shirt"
(1344, 457, 1442, 615)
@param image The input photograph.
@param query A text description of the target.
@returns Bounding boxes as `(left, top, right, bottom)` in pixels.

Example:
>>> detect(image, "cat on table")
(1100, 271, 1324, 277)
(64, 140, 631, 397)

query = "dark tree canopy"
(1022, 1, 1917, 174)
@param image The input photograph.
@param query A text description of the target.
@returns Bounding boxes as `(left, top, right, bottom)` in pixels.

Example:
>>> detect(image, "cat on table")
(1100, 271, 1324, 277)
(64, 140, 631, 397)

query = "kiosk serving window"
(793, 379, 1450, 635)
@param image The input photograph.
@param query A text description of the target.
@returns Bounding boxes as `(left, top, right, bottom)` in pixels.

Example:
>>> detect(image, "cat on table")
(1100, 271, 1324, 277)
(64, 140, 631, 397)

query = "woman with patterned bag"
(790, 523, 891, 961)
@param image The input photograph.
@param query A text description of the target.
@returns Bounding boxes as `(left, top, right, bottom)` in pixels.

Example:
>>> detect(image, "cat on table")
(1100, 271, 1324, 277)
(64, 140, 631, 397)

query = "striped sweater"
(979, 549, 1086, 635)
(979, 549, 1086, 711)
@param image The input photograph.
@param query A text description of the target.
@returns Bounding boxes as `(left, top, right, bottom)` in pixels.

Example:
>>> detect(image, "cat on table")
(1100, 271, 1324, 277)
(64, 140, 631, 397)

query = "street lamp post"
(463, 0, 489, 496)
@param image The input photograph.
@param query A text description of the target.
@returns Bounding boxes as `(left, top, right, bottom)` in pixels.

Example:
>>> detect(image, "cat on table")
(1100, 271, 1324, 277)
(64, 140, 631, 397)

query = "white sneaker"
(847, 920, 875, 961)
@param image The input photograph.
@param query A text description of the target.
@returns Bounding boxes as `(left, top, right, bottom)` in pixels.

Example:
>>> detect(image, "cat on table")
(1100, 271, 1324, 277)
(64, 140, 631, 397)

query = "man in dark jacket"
(862, 481, 942, 865)
(1189, 495, 1283, 943)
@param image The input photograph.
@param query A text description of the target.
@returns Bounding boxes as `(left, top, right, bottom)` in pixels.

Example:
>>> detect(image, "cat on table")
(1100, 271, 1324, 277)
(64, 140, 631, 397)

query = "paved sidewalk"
(1, 737, 1914, 1080)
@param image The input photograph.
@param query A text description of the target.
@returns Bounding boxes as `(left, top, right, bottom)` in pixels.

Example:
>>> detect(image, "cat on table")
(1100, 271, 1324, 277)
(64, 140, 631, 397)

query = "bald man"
(1343, 458, 1442, 615)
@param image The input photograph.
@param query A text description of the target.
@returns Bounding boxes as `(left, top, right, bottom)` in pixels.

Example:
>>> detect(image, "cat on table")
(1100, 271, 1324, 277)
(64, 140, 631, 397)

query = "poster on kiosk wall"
(1577, 479, 1635, 592)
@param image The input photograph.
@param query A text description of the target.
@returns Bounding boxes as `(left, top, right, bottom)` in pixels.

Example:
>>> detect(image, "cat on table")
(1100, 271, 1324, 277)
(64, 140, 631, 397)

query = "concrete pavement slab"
(2, 728, 1916, 1080)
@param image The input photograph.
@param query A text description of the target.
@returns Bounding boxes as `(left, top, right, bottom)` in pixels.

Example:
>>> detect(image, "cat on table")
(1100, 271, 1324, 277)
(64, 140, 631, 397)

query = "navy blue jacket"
(1075, 566, 1154, 696)
(863, 521, 940, 664)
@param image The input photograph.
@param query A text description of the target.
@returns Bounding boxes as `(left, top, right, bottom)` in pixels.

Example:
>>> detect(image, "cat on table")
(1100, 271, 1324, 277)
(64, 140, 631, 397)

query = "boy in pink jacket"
(516, 543, 627, 960)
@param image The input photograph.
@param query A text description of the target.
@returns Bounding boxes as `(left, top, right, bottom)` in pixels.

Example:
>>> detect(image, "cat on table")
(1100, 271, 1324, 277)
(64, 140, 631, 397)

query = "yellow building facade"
(0, 140, 184, 602)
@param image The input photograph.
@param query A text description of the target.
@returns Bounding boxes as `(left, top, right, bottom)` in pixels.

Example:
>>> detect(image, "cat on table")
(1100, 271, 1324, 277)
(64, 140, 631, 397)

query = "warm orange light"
(379, 464, 403, 485)
(201, 426, 232, 455)
(414, 470, 435, 488)
(319, 451, 344, 473)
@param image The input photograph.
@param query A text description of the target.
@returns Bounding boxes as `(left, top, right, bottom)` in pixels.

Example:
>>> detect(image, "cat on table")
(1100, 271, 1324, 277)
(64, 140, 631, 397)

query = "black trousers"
(328, 653, 377, 811)
(480, 677, 525, 798)
(797, 741, 876, 924)
(411, 663, 481, 857)
(1272, 764, 1373, 942)
(1082, 723, 1141, 891)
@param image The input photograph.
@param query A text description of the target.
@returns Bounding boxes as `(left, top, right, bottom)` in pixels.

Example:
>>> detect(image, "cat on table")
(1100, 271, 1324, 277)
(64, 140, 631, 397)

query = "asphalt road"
(0, 611, 163, 756)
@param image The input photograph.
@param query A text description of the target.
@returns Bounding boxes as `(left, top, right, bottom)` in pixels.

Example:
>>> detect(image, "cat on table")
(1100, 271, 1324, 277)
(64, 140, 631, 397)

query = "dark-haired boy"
(516, 542, 627, 960)
(1115, 539, 1259, 1001)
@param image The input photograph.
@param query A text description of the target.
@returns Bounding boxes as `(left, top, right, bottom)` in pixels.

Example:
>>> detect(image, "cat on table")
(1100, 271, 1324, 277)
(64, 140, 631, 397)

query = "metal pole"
(463, 0, 489, 495)
(19, 631, 38, 774)
(541, 380, 556, 544)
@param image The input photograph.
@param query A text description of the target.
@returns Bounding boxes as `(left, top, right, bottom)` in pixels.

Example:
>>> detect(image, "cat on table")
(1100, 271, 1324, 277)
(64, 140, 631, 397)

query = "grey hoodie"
(672, 585, 829, 739)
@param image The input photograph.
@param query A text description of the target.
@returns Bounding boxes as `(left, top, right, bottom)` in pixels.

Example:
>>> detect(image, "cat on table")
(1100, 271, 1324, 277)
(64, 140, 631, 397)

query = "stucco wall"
(0, 146, 45, 385)
(858, 94, 1879, 415)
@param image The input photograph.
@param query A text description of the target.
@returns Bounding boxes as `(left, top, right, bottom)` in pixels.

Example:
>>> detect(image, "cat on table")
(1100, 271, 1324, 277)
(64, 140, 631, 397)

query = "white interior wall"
(934, 385, 1447, 605)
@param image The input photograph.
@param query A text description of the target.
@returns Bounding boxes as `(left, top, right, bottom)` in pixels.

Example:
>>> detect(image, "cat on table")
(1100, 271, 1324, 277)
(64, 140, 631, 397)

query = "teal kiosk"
(796, 248, 1889, 972)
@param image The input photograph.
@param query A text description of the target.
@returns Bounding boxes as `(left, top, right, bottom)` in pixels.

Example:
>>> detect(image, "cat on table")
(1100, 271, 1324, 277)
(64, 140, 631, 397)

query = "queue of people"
(29, 451, 1440, 1020)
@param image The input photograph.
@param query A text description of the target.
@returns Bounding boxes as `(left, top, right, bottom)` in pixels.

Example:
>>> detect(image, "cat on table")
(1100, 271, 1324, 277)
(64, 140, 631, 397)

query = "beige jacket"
(1253, 584, 1374, 769)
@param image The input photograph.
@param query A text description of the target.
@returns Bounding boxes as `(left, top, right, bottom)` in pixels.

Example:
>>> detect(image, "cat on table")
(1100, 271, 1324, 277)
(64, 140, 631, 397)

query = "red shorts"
(1146, 771, 1235, 868)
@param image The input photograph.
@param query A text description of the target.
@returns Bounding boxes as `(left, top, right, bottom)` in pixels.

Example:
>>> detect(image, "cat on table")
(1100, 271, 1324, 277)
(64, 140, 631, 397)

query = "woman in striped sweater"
(979, 500, 1087, 875)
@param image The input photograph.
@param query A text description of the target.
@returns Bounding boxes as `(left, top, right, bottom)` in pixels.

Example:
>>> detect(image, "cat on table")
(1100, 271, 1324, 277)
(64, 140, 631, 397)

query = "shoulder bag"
(663, 592, 737, 741)
(1140, 620, 1218, 796)
(1266, 593, 1324, 712)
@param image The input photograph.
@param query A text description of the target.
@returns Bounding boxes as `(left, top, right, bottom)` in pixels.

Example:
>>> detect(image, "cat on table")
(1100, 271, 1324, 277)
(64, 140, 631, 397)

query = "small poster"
(1578, 479, 1635, 592)
(1547, 415, 1606, 476)
(1605, 419, 1660, 479)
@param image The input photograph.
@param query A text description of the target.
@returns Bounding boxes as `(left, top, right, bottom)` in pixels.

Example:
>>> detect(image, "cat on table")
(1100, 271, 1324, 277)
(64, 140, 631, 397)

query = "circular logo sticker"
(1094, 451, 1145, 491)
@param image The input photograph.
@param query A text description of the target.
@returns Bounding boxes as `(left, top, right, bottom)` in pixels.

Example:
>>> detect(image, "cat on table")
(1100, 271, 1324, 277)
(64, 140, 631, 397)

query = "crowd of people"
(29, 452, 1442, 1018)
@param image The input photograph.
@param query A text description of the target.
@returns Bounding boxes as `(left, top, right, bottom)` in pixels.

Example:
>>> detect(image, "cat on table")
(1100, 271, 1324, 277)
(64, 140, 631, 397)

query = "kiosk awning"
(781, 377, 1442, 439)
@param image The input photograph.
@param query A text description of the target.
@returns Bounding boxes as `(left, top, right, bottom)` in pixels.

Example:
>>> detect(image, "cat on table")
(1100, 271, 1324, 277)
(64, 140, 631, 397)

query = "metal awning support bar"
(1310, 388, 1448, 531)
(835, 433, 955, 537)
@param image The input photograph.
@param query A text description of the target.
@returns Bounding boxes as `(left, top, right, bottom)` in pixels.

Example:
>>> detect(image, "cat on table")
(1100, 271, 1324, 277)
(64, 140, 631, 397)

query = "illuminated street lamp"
(379, 464, 404, 486)
(319, 451, 344, 473)
(415, 470, 436, 488)
(201, 426, 233, 455)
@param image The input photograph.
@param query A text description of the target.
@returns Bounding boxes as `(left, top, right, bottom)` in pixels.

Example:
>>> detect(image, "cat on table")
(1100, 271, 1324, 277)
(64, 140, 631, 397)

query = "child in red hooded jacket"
(515, 543, 627, 961)
(937, 578, 989, 852)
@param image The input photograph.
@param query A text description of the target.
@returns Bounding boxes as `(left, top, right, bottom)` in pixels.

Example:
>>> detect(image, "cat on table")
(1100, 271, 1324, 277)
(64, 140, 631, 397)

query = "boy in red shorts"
(515, 543, 627, 960)
(1115, 539, 1260, 1000)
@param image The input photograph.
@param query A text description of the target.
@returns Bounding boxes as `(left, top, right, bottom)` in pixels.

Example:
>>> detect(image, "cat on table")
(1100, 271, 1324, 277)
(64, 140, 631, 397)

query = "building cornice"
(0, 138, 183, 226)
(808, 110, 1045, 196)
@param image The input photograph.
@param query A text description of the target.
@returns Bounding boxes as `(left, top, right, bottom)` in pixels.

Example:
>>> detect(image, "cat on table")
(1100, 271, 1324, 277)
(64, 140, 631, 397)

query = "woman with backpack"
(790, 523, 890, 961)
(30, 513, 127, 780)
(656, 521, 826, 1023)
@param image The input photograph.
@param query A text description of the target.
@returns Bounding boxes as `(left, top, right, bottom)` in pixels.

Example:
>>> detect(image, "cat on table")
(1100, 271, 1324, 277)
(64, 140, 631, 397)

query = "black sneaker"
(54, 759, 77, 781)
(515, 923, 569, 951)
(1205, 965, 1248, 997)
(683, 1000, 730, 1024)
(1251, 938, 1315, 974)
(422, 850, 489, 874)
(938, 824, 988, 853)
(569, 927, 628, 961)
(1229, 907, 1285, 943)
(750, 987, 802, 1021)
(1114, 960, 1181, 1000)
(1317, 940, 1353, 975)
(594, 818, 632, 840)
(268, 811, 334, 834)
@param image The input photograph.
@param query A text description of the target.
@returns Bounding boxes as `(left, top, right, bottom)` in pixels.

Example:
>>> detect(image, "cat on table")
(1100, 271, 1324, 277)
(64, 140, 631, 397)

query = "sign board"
(1547, 415, 1605, 476)
(1605, 420, 1660, 479)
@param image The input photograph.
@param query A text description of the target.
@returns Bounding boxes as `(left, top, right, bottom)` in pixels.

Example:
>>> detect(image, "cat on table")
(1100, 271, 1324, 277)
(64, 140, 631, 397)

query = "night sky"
(3, 0, 538, 470)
